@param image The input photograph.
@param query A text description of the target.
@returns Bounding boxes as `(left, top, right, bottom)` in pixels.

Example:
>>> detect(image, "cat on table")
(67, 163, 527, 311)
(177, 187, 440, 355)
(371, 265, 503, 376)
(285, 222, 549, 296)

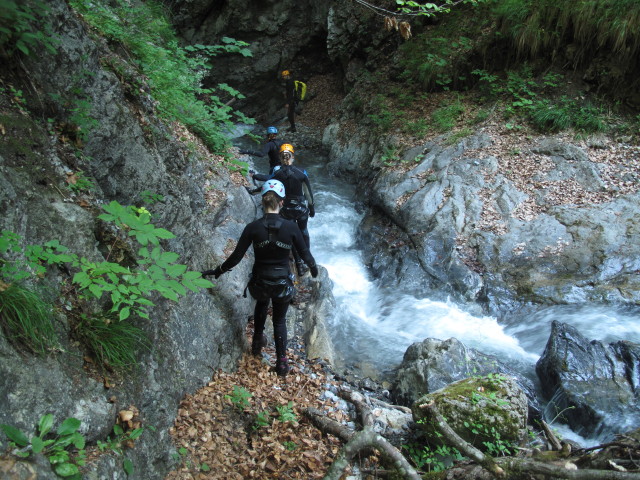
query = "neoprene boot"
(251, 333, 267, 356)
(275, 357, 289, 376)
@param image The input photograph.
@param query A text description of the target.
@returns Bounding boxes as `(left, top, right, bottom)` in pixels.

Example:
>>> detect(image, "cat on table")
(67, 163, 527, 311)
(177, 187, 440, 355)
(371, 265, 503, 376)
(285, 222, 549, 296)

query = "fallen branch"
(304, 387, 421, 480)
(418, 400, 505, 478)
(496, 457, 640, 479)
(541, 419, 563, 451)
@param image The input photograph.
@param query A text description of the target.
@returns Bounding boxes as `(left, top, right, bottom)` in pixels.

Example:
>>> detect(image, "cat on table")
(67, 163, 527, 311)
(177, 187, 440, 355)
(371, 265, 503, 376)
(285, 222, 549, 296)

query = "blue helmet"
(266, 126, 278, 135)
(261, 179, 285, 198)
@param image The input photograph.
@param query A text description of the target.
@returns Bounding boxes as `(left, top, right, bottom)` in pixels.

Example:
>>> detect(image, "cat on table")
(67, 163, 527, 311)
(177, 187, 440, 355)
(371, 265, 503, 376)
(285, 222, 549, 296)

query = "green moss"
(0, 114, 46, 162)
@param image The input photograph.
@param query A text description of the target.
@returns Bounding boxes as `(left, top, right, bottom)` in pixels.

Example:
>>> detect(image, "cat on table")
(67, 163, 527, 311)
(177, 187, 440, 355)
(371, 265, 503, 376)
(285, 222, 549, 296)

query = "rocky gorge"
(1, 0, 640, 478)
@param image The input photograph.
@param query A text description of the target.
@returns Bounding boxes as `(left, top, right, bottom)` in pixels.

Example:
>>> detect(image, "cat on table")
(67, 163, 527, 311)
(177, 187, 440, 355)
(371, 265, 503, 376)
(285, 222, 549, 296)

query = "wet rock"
(412, 374, 529, 452)
(536, 321, 640, 439)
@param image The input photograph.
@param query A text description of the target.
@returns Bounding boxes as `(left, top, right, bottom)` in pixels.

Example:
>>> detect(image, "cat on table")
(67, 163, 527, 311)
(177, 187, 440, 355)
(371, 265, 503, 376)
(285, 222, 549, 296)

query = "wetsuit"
(217, 213, 316, 361)
(240, 138, 283, 173)
(254, 165, 314, 261)
(285, 77, 297, 132)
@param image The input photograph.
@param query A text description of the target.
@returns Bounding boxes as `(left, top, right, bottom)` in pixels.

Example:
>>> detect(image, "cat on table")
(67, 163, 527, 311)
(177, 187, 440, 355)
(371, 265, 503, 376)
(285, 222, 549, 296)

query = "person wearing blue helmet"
(238, 126, 284, 173)
(201, 179, 318, 377)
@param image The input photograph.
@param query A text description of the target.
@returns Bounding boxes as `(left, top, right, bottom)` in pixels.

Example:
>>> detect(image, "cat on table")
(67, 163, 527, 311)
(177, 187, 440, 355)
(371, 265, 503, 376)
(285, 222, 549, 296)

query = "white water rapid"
(301, 152, 640, 445)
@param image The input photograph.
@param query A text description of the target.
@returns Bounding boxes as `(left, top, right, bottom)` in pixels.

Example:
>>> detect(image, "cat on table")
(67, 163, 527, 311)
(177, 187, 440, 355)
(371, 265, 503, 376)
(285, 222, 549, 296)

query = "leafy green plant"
(283, 441, 297, 451)
(140, 190, 165, 205)
(431, 97, 465, 132)
(66, 171, 96, 194)
(74, 313, 150, 370)
(0, 0, 57, 55)
(380, 145, 400, 166)
(464, 421, 514, 456)
(275, 401, 297, 423)
(253, 410, 271, 430)
(396, 0, 488, 16)
(402, 117, 430, 137)
(68, 0, 255, 154)
(97, 423, 150, 475)
(403, 441, 463, 473)
(1, 414, 86, 479)
(225, 386, 252, 411)
(73, 201, 213, 320)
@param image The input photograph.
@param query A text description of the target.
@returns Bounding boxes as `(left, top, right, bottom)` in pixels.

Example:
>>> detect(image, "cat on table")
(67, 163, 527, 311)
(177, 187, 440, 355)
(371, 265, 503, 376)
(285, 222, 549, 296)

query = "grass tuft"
(0, 283, 58, 354)
(75, 314, 150, 371)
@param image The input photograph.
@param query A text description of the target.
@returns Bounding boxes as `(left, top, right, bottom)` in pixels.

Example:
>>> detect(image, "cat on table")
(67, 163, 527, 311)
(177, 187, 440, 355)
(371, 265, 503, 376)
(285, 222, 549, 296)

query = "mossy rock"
(411, 374, 528, 453)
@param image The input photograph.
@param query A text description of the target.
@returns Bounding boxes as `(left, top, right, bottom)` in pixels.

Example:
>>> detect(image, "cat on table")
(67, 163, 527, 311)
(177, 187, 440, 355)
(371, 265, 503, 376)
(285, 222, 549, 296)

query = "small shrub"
(225, 386, 252, 410)
(275, 401, 297, 423)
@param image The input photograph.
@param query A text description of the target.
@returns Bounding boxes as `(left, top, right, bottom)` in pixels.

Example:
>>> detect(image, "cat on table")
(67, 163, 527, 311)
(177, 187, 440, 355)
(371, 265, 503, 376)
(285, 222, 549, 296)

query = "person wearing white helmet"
(256, 143, 315, 276)
(201, 179, 318, 377)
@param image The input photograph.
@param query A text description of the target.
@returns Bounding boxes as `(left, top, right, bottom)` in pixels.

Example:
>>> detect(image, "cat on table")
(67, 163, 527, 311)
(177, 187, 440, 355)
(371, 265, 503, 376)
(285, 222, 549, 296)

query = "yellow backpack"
(294, 80, 307, 101)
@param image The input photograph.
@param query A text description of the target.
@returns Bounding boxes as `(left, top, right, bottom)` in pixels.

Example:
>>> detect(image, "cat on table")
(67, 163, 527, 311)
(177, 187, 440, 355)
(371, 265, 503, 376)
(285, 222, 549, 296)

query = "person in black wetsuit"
(201, 179, 318, 377)
(281, 70, 297, 132)
(252, 143, 315, 277)
(238, 126, 283, 174)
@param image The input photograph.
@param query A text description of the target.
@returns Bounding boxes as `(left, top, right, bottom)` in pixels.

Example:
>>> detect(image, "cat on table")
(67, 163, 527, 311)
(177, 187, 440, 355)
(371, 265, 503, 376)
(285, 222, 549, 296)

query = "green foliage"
(68, 0, 255, 154)
(396, 0, 489, 17)
(275, 401, 297, 423)
(463, 420, 514, 456)
(494, 0, 640, 64)
(403, 441, 464, 473)
(381, 145, 401, 166)
(283, 441, 297, 451)
(66, 171, 96, 194)
(1, 414, 86, 479)
(0, 201, 212, 357)
(253, 410, 271, 430)
(367, 94, 396, 133)
(402, 117, 430, 137)
(0, 283, 58, 354)
(97, 423, 151, 474)
(225, 386, 252, 411)
(140, 190, 165, 206)
(0, 231, 75, 284)
(72, 201, 214, 320)
(445, 127, 473, 145)
(400, 36, 473, 91)
(0, 0, 57, 55)
(431, 97, 465, 132)
(74, 313, 150, 370)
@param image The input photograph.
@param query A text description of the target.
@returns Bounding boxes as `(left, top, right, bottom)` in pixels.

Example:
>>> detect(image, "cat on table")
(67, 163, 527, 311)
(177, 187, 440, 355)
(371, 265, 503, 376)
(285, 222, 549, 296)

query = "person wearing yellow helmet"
(281, 70, 297, 132)
(272, 144, 315, 275)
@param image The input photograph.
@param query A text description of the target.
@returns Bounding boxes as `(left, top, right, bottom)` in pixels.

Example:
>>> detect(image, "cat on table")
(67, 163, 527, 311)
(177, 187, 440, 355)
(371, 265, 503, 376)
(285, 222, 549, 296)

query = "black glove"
(249, 169, 256, 175)
(308, 205, 315, 218)
(309, 265, 319, 278)
(201, 266, 225, 279)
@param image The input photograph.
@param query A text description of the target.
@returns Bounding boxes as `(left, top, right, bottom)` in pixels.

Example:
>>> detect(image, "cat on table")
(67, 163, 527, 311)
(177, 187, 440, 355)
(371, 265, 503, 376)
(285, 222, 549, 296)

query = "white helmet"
(261, 179, 285, 198)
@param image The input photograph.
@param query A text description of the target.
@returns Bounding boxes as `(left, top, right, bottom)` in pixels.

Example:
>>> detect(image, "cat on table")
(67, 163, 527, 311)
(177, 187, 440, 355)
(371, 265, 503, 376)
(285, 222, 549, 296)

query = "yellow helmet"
(279, 143, 294, 154)
(281, 70, 291, 77)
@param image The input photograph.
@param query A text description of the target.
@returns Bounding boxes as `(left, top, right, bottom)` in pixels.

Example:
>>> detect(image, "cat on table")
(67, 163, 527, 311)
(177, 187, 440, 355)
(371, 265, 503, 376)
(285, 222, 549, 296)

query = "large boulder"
(412, 374, 529, 453)
(536, 321, 640, 439)
(391, 337, 541, 421)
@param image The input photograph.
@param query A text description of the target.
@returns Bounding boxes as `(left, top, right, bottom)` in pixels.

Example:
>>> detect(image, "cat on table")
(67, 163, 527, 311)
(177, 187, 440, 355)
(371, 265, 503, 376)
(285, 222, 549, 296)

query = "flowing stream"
(298, 150, 640, 445)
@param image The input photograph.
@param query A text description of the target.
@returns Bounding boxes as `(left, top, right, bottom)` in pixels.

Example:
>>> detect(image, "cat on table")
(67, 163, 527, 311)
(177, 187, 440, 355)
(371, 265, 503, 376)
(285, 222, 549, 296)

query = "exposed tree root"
(306, 389, 640, 480)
